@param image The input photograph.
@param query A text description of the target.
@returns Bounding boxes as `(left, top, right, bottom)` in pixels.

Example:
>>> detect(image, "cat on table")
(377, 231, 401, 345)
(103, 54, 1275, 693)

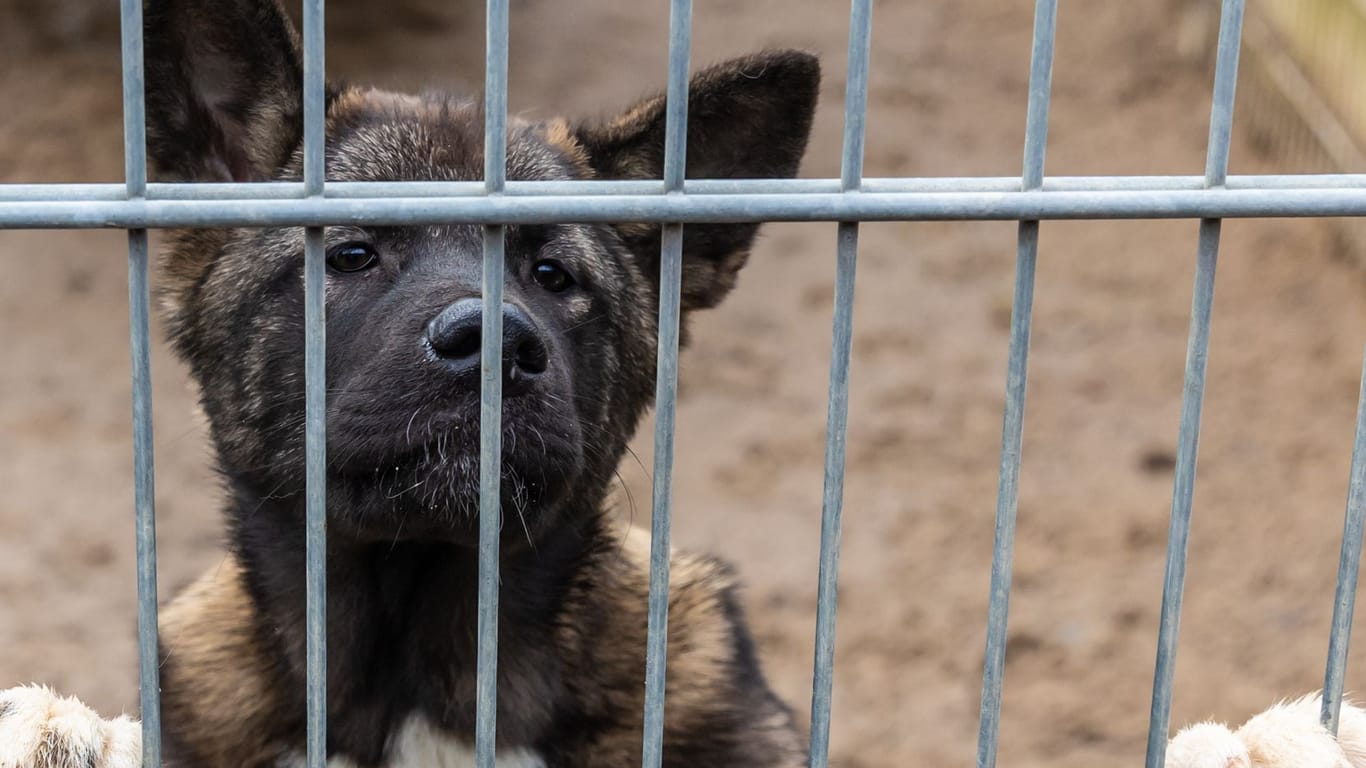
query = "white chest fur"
(281, 718, 546, 768)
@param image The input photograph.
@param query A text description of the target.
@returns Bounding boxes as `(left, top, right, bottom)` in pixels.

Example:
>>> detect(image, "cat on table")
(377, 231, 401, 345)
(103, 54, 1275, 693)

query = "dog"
(1166, 694, 1366, 768)
(0, 0, 821, 765)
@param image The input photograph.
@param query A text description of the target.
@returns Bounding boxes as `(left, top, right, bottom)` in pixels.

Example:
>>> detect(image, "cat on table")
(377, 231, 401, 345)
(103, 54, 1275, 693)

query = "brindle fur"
(2, 0, 819, 765)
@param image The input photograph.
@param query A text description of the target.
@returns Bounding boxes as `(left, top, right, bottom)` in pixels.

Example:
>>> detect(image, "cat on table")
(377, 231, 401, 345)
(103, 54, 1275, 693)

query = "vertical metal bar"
(303, 0, 326, 201)
(807, 222, 857, 768)
(641, 2, 692, 765)
(119, 0, 160, 764)
(1145, 3, 1244, 767)
(807, 1, 872, 766)
(476, 0, 510, 765)
(975, 3, 1057, 767)
(837, 0, 872, 192)
(302, 0, 327, 764)
(1203, 4, 1243, 191)
(1019, 1, 1058, 194)
(1322, 344, 1366, 734)
(120, 0, 146, 199)
(660, 0, 693, 193)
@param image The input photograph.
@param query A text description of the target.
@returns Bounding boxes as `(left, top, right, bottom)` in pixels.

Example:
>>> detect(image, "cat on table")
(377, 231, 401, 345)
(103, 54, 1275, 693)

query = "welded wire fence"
(4, 0, 1366, 766)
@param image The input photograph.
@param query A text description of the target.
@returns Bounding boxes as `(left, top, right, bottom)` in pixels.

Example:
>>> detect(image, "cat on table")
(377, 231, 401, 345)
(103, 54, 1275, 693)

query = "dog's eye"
(532, 259, 575, 292)
(326, 242, 379, 273)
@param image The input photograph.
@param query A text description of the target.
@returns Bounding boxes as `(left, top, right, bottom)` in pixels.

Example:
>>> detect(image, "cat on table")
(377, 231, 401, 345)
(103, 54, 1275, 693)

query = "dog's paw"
(0, 685, 140, 768)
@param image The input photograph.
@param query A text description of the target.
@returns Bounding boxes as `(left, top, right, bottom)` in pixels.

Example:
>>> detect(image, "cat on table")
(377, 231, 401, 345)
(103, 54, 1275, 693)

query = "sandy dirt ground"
(4, 1, 1366, 766)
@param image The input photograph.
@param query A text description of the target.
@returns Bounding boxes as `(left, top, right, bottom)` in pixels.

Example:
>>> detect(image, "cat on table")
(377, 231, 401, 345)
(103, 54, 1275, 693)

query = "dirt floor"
(4, 1, 1366, 766)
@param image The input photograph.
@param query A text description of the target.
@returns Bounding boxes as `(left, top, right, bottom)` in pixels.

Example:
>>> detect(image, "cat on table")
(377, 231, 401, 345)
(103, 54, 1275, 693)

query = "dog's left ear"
(143, 0, 312, 183)
(574, 50, 820, 311)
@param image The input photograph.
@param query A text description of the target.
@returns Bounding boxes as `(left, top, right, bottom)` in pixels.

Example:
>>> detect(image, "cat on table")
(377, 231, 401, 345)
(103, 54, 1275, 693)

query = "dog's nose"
(425, 298, 549, 395)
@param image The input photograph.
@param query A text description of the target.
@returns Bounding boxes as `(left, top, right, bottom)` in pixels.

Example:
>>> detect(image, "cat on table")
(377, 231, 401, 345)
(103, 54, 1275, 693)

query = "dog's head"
(146, 0, 819, 547)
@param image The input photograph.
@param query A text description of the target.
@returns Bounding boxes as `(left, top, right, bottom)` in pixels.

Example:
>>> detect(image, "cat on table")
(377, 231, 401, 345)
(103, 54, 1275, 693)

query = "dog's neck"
(225, 482, 610, 763)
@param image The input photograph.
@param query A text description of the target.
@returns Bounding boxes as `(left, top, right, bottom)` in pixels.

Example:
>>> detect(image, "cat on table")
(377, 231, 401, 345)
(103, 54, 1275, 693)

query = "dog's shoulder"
(159, 558, 297, 767)
(153, 534, 804, 767)
(556, 526, 805, 767)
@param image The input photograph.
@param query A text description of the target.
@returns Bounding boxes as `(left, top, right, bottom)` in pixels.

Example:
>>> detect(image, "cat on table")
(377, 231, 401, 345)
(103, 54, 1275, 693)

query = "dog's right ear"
(144, 0, 307, 182)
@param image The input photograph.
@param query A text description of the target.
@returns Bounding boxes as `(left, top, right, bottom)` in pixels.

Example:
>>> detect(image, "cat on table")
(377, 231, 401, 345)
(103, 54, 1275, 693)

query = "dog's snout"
(425, 298, 549, 394)
(426, 299, 483, 361)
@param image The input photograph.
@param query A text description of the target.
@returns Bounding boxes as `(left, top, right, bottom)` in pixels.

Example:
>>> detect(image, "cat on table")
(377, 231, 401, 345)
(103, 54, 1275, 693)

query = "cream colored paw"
(0, 685, 140, 768)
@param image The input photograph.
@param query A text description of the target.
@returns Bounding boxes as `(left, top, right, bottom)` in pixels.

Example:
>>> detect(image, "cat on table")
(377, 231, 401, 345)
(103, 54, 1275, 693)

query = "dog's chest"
(281, 717, 546, 768)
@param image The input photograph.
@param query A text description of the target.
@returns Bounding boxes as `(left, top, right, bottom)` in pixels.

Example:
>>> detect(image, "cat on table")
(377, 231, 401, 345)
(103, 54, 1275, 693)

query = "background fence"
(4, 0, 1366, 767)
(1190, 0, 1366, 282)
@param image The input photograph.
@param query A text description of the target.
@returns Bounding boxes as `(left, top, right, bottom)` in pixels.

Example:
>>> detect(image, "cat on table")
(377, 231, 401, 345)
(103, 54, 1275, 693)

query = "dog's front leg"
(0, 685, 141, 768)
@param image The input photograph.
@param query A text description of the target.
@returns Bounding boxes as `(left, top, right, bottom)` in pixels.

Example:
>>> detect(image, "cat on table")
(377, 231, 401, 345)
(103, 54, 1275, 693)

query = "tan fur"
(153, 228, 232, 336)
(551, 526, 805, 767)
(1168, 694, 1366, 768)
(148, 524, 802, 767)
(7, 12, 818, 761)
(0, 685, 140, 768)
(159, 562, 292, 766)
(542, 118, 593, 177)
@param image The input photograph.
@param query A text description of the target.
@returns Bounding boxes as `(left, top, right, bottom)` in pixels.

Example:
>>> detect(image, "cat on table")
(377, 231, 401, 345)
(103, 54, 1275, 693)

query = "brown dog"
(0, 0, 820, 765)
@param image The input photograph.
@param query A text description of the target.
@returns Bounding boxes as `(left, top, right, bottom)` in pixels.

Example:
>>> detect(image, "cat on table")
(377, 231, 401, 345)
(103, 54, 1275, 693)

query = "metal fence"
(4, 0, 1366, 766)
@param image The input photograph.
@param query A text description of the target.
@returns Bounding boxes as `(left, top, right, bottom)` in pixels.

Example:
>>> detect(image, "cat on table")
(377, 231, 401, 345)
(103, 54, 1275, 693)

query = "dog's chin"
(326, 439, 584, 548)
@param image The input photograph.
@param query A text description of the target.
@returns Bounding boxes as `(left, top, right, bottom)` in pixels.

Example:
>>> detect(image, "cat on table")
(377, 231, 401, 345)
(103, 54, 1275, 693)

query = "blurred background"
(2, 1, 1366, 766)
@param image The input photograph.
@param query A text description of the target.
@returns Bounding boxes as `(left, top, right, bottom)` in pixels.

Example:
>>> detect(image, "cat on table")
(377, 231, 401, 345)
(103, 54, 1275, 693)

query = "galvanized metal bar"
(641, 221, 685, 768)
(808, 1, 872, 765)
(1145, 3, 1244, 767)
(302, 228, 327, 768)
(128, 228, 161, 768)
(1203, 2, 1245, 191)
(1019, 0, 1057, 193)
(641, 1, 692, 765)
(661, 0, 692, 191)
(975, 2, 1056, 766)
(4, 174, 1366, 203)
(119, 0, 160, 763)
(483, 0, 509, 196)
(807, 221, 858, 768)
(302, 0, 328, 764)
(303, 0, 326, 198)
(120, 0, 146, 200)
(1145, 218, 1221, 768)
(476, 0, 510, 765)
(837, 0, 872, 190)
(1322, 344, 1366, 734)
(476, 224, 505, 768)
(9, 186, 1366, 229)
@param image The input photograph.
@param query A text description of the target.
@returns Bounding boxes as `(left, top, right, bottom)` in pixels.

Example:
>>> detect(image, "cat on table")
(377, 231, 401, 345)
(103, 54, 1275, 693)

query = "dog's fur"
(0, 0, 820, 766)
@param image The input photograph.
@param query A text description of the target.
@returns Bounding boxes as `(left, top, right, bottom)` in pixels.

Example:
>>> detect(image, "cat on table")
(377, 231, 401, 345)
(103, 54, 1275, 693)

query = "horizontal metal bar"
(2, 175, 1363, 202)
(4, 187, 1366, 229)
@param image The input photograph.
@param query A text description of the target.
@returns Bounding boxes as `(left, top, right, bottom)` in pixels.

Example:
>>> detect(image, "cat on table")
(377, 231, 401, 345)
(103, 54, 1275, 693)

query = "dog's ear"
(574, 50, 820, 311)
(144, 0, 309, 182)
